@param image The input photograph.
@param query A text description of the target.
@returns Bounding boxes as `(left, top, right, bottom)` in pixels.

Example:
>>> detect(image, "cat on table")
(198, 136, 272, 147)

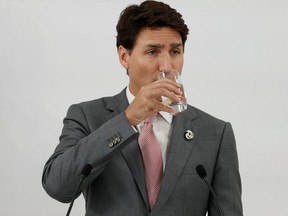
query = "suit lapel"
(105, 88, 149, 208)
(121, 140, 149, 208)
(151, 107, 198, 215)
(104, 88, 129, 120)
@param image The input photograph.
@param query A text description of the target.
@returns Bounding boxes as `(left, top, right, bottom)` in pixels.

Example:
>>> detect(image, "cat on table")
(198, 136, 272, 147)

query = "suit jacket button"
(114, 137, 121, 144)
(108, 135, 122, 148)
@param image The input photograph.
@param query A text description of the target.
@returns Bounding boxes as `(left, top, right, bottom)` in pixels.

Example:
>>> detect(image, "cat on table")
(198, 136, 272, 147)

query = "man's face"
(118, 27, 184, 96)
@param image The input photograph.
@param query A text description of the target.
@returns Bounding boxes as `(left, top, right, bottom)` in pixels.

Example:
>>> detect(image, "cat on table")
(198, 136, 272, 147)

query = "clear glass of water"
(157, 69, 187, 115)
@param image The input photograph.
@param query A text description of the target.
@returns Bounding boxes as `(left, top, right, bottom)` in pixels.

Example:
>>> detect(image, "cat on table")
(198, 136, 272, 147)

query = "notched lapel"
(103, 88, 129, 121)
(151, 108, 198, 215)
(121, 139, 149, 209)
(105, 88, 149, 208)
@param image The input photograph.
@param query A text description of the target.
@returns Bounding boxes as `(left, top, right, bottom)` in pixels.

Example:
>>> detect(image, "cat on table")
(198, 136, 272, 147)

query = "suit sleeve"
(42, 104, 138, 203)
(209, 122, 243, 216)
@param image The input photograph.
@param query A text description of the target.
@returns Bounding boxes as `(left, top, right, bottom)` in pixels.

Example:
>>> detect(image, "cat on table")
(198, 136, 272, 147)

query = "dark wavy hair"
(116, 1, 189, 50)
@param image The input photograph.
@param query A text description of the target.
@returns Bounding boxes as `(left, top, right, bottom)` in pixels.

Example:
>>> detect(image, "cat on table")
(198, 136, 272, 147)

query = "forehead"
(134, 27, 183, 48)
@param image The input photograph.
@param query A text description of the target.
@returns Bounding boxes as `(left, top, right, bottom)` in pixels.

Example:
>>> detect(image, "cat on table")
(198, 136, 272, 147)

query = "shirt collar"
(126, 87, 173, 124)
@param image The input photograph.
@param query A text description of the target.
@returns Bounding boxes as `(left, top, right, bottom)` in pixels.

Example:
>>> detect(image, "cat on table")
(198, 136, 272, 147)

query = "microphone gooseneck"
(196, 164, 224, 216)
(66, 164, 92, 216)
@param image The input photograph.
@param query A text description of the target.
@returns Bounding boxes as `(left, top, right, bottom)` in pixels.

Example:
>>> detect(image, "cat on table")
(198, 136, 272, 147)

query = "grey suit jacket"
(42, 88, 243, 216)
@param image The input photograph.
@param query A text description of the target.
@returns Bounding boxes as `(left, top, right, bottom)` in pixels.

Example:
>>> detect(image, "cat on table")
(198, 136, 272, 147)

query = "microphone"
(66, 164, 92, 216)
(196, 165, 224, 216)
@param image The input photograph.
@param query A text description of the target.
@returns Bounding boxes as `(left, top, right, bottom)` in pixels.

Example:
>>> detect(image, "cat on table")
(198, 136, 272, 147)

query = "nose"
(158, 54, 173, 72)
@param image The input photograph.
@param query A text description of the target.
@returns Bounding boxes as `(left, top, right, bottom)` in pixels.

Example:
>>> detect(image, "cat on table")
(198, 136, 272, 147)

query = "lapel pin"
(185, 130, 194, 140)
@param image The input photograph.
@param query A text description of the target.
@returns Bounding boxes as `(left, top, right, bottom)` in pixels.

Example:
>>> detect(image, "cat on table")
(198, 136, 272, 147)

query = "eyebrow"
(171, 43, 183, 48)
(145, 43, 183, 49)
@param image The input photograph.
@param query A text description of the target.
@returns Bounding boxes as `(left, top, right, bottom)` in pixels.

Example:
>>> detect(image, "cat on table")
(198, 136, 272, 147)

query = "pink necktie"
(138, 114, 163, 209)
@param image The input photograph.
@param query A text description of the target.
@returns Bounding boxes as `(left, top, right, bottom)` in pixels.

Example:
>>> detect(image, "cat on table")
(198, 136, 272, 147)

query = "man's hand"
(124, 79, 184, 126)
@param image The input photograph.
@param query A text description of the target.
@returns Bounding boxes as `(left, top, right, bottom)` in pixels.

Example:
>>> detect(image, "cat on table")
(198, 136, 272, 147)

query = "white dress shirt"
(126, 87, 173, 169)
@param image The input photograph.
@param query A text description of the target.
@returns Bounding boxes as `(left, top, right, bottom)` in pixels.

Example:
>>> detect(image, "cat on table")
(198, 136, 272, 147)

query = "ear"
(117, 45, 130, 69)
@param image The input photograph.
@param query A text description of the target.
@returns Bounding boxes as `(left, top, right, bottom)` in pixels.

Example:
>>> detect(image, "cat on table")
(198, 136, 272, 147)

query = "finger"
(153, 79, 183, 96)
(151, 86, 183, 104)
(152, 100, 175, 113)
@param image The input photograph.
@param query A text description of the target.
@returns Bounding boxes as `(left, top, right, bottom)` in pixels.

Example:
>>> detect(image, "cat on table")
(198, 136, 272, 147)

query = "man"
(42, 1, 243, 215)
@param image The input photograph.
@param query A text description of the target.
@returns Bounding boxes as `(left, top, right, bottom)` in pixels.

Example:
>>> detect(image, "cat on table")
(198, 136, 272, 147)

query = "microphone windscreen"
(81, 164, 92, 177)
(196, 165, 207, 179)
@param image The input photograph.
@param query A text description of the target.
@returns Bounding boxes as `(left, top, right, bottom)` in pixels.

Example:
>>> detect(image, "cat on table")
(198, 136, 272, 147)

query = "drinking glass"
(157, 69, 187, 115)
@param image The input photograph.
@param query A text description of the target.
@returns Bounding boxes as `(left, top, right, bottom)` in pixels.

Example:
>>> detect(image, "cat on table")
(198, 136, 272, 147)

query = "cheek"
(132, 60, 157, 75)
(174, 59, 184, 73)
(128, 56, 146, 70)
